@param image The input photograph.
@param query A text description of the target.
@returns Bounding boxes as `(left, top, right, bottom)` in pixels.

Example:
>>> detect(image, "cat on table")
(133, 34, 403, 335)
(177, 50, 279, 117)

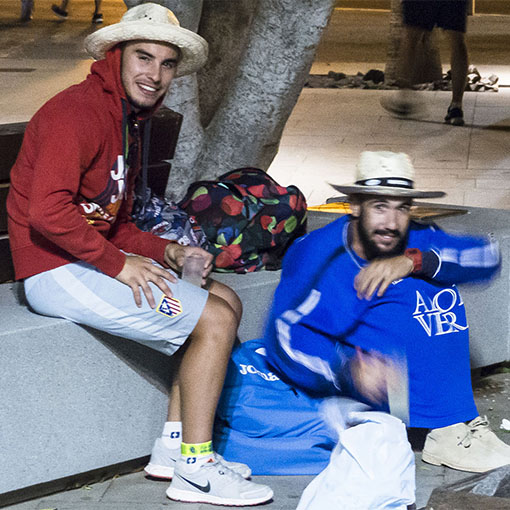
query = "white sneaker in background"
(422, 416, 510, 473)
(144, 438, 179, 480)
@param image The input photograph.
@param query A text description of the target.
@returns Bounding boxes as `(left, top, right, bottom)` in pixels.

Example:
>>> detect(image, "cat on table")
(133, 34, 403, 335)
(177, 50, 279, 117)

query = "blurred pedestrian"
(51, 0, 103, 24)
(20, 0, 34, 22)
(382, 0, 469, 126)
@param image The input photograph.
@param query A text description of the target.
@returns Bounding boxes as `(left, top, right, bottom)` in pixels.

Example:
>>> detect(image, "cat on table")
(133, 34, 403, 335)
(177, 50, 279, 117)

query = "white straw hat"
(330, 151, 445, 199)
(84, 3, 208, 77)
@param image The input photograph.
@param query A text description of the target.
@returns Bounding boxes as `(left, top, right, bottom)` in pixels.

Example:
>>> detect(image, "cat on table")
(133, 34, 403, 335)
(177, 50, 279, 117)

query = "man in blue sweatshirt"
(265, 151, 510, 473)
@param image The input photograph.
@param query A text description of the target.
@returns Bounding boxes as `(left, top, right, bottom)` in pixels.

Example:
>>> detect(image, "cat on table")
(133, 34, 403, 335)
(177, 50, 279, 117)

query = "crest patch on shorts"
(156, 295, 183, 318)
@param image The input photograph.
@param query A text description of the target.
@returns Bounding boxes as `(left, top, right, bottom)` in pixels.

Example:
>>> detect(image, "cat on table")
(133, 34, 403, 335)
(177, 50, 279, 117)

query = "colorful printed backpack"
(178, 168, 308, 273)
(132, 186, 209, 249)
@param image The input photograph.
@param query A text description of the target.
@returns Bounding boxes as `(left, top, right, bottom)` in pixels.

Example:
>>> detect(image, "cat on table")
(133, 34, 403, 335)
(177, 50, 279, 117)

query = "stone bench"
(0, 268, 284, 503)
(2, 188, 510, 503)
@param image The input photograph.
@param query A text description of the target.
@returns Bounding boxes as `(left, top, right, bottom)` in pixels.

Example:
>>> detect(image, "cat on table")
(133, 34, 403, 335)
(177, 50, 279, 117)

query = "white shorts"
(24, 261, 209, 356)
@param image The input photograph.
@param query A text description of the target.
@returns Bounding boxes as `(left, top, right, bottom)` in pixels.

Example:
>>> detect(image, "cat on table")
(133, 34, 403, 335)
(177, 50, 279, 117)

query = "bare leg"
(20, 0, 34, 21)
(167, 351, 183, 421)
(445, 29, 468, 106)
(166, 280, 241, 424)
(397, 25, 427, 88)
(178, 292, 238, 443)
(381, 25, 429, 116)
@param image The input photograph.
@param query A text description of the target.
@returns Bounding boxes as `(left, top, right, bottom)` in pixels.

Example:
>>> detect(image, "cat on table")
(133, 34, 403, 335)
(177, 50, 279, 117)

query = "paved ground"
(1, 2, 510, 509)
(4, 371, 510, 509)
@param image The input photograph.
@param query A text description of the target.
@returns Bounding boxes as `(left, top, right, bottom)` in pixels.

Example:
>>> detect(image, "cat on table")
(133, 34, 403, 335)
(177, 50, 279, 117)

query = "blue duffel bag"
(213, 339, 336, 475)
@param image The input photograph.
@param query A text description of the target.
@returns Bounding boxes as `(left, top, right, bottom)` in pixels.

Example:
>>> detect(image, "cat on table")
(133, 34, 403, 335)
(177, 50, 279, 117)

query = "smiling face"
(350, 195, 412, 260)
(121, 40, 180, 112)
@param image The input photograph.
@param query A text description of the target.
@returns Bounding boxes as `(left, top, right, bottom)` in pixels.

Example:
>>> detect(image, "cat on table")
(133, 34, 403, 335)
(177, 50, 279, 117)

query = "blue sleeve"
(410, 223, 501, 284)
(267, 260, 369, 395)
(265, 216, 348, 332)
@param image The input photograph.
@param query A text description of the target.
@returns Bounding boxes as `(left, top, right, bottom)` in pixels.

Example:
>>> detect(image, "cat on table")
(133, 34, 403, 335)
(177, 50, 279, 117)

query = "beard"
(357, 212, 408, 260)
(127, 94, 157, 112)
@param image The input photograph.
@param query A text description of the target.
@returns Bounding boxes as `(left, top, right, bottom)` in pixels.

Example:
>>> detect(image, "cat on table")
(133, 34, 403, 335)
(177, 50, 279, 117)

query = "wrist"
(404, 248, 422, 274)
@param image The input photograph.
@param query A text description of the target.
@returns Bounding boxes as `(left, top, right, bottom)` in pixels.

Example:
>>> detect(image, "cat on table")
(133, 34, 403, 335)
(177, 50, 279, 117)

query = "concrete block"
(1, 205, 509, 498)
(213, 270, 281, 342)
(425, 466, 510, 509)
(307, 207, 510, 368)
(436, 206, 510, 367)
(0, 283, 173, 495)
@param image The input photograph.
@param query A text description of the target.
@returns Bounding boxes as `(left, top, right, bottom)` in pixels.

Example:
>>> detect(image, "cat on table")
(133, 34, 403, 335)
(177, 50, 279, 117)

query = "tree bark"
(384, 0, 403, 84)
(158, 0, 335, 201)
(124, 0, 335, 201)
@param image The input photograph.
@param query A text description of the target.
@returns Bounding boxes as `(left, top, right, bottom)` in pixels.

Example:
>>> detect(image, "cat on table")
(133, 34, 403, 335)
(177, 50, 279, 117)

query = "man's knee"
(208, 280, 242, 323)
(194, 292, 239, 341)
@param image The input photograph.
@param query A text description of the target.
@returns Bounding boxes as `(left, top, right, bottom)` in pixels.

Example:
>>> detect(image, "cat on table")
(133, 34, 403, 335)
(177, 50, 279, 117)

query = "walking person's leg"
(380, 2, 434, 117)
(443, 29, 468, 125)
(440, 0, 469, 125)
(20, 0, 34, 22)
(51, 0, 69, 19)
(92, 0, 103, 23)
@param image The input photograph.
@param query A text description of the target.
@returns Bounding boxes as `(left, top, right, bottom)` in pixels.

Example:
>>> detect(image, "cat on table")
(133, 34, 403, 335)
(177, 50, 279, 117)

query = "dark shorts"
(402, 0, 468, 33)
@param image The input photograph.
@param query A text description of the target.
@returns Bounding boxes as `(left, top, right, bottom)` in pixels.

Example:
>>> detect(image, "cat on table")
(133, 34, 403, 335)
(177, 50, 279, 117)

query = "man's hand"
(350, 348, 402, 405)
(115, 254, 178, 308)
(354, 255, 414, 300)
(164, 244, 213, 286)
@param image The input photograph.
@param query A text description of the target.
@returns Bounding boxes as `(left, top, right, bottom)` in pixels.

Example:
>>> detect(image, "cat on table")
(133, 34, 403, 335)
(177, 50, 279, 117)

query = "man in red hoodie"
(7, 3, 273, 506)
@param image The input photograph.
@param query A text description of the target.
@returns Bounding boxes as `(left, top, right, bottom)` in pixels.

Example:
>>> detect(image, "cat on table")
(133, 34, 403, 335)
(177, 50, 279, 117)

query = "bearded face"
(354, 197, 412, 260)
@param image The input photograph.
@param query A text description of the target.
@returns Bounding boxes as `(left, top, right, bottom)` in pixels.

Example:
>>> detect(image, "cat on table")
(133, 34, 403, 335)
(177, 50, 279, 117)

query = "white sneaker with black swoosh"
(166, 457, 273, 506)
(144, 438, 252, 480)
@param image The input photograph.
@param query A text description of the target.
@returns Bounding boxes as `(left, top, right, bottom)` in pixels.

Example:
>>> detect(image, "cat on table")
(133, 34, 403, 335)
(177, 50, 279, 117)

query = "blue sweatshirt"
(264, 215, 500, 428)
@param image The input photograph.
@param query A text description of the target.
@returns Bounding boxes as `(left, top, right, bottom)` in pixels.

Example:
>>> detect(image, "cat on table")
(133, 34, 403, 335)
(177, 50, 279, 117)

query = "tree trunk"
(384, 0, 403, 84)
(156, 0, 335, 202)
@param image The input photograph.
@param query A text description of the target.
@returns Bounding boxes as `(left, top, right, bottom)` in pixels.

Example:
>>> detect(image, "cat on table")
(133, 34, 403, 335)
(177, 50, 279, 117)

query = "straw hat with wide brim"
(84, 3, 208, 77)
(330, 151, 445, 199)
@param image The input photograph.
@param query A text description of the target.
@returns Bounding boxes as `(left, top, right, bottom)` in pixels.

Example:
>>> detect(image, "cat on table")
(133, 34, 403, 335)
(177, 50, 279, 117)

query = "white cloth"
(296, 398, 415, 510)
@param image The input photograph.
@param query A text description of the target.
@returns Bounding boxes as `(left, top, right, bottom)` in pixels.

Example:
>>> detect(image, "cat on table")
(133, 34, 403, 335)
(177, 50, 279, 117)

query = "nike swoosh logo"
(178, 474, 211, 493)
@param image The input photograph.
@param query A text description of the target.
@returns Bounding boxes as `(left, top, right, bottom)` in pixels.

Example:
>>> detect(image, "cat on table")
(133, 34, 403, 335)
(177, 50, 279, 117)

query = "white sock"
(161, 421, 182, 450)
(178, 454, 214, 474)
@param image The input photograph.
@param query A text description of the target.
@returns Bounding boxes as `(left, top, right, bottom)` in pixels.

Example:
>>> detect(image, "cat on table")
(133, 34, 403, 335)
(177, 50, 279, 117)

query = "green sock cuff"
(181, 440, 213, 457)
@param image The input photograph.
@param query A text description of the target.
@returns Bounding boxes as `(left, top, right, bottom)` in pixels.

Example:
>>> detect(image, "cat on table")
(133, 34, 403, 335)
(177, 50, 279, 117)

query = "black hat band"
(355, 177, 414, 189)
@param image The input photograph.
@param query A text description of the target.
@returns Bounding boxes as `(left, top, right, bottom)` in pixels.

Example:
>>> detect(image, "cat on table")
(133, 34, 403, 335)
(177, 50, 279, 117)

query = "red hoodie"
(7, 47, 170, 280)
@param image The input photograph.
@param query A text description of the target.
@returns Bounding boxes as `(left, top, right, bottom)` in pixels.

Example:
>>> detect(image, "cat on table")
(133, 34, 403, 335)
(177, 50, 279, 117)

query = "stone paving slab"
(424, 466, 510, 509)
(5, 372, 509, 509)
(1, 2, 509, 509)
(425, 490, 510, 509)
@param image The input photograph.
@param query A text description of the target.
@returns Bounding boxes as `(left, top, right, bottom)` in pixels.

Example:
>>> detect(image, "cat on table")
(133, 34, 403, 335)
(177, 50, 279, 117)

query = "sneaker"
(166, 457, 273, 506)
(144, 438, 252, 480)
(444, 106, 464, 126)
(92, 12, 103, 24)
(20, 0, 33, 22)
(380, 90, 426, 118)
(422, 416, 510, 473)
(51, 5, 68, 19)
